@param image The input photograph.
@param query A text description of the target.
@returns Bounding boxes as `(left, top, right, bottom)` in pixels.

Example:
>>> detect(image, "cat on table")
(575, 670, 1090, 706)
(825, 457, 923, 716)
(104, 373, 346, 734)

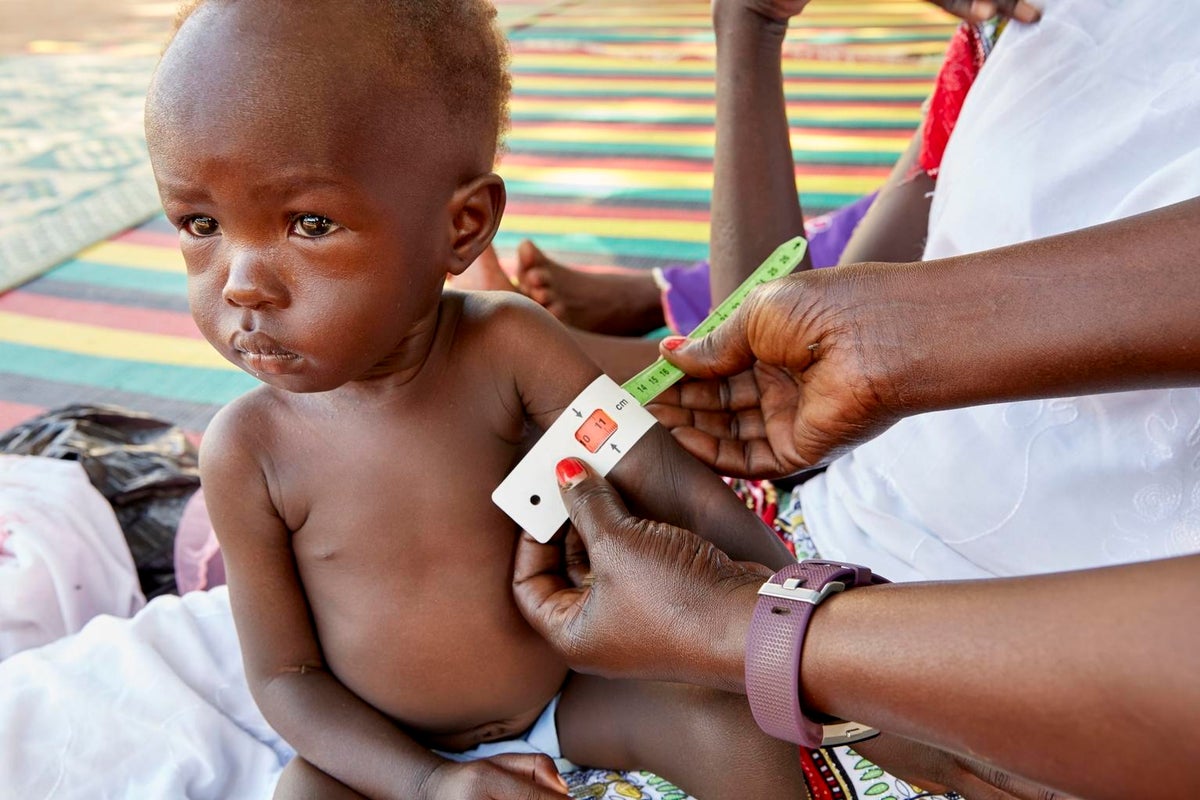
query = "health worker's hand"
(650, 264, 920, 478)
(513, 460, 1073, 800)
(853, 735, 1074, 800)
(512, 458, 771, 693)
(929, 0, 1041, 24)
(714, 0, 815, 25)
(422, 754, 570, 800)
(716, 0, 1039, 26)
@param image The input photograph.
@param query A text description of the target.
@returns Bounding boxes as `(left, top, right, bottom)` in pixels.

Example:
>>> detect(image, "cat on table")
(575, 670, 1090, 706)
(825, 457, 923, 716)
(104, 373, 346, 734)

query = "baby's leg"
(558, 674, 808, 799)
(274, 756, 368, 800)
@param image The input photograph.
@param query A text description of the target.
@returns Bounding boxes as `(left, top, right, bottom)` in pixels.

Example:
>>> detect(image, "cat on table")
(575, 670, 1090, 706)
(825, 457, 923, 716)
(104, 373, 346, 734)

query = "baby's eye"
(183, 216, 220, 237)
(292, 214, 341, 238)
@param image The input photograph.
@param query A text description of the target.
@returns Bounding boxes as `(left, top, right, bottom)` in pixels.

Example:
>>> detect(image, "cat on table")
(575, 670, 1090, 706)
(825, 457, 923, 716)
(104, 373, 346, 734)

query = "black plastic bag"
(0, 404, 200, 598)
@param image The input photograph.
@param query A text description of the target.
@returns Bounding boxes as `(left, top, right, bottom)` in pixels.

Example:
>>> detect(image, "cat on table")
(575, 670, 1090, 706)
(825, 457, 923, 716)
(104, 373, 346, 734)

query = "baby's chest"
(280, 413, 523, 562)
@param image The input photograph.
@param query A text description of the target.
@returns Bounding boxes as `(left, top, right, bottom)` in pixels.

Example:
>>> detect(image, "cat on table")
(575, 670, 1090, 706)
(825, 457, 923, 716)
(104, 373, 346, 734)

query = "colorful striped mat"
(0, 0, 953, 437)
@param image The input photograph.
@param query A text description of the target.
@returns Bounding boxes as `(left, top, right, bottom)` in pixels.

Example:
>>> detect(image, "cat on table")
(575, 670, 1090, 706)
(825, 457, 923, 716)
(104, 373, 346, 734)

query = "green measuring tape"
(621, 235, 808, 405)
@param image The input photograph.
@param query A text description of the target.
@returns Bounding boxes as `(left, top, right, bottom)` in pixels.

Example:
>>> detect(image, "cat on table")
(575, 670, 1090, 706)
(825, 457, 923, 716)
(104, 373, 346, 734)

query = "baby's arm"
(489, 293, 794, 570)
(202, 401, 526, 800)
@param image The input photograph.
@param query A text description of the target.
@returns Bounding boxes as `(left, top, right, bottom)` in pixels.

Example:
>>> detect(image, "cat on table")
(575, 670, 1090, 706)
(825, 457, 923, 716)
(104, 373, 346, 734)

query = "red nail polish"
(662, 336, 686, 352)
(555, 457, 586, 486)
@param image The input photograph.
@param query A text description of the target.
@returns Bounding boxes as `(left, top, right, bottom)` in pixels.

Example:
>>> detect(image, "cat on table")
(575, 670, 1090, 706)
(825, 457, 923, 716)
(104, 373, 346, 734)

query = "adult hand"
(715, 0, 814, 26)
(650, 264, 914, 478)
(930, 0, 1041, 24)
(513, 462, 1074, 800)
(717, 0, 1040, 26)
(512, 458, 770, 692)
(854, 735, 1073, 800)
(423, 754, 570, 799)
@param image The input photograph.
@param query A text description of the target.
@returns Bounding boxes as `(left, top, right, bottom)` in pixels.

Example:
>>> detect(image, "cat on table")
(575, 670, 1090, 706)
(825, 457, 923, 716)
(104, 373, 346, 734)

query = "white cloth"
(0, 455, 145, 659)
(0, 586, 577, 798)
(0, 587, 290, 800)
(803, 0, 1200, 581)
(437, 694, 576, 774)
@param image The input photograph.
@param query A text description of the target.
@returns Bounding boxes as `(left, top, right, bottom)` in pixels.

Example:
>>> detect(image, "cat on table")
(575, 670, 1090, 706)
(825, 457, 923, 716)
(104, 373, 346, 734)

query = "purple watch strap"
(744, 560, 887, 747)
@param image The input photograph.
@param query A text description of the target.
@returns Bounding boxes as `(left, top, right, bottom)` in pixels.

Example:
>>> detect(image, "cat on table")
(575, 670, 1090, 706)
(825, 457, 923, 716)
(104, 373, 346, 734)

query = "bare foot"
(514, 240, 665, 336)
(448, 245, 518, 291)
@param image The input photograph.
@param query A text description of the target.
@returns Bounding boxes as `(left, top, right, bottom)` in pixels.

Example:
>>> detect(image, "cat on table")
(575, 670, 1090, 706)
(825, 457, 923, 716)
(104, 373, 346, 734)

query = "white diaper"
(435, 694, 575, 774)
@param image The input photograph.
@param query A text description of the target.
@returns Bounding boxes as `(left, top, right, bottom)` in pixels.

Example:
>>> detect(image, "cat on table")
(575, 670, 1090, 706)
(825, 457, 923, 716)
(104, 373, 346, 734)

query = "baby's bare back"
(260, 335, 568, 752)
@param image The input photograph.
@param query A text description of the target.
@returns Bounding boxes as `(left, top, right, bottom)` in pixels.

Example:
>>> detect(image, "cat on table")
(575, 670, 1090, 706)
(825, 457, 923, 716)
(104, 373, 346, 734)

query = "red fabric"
(919, 23, 988, 178)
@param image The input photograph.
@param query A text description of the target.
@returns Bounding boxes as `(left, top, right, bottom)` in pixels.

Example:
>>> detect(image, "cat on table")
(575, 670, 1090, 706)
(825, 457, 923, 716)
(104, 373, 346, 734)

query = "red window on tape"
(575, 408, 618, 453)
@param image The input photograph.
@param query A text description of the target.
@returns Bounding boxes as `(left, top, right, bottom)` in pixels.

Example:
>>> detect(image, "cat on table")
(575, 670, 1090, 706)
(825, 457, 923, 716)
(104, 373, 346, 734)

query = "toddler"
(145, 2, 802, 797)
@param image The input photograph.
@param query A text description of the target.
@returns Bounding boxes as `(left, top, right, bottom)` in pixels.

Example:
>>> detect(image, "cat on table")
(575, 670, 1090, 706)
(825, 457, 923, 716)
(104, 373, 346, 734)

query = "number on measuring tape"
(575, 408, 618, 453)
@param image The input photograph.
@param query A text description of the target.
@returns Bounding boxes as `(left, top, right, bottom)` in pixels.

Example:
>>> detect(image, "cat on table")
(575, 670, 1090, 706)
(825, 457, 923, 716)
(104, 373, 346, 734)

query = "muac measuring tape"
(493, 236, 808, 541)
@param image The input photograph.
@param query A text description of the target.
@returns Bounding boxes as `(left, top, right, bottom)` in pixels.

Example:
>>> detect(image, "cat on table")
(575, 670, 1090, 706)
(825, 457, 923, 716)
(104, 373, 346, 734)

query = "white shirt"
(802, 0, 1200, 582)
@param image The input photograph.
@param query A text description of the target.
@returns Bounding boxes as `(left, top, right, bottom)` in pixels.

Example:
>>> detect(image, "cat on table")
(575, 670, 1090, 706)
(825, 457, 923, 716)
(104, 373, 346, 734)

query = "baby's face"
(146, 2, 465, 393)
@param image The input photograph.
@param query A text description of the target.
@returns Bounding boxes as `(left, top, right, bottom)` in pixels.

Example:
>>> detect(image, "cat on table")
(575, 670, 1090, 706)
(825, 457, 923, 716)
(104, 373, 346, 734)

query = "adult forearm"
(859, 196, 1200, 414)
(801, 555, 1200, 799)
(709, 5, 809, 304)
(258, 669, 442, 799)
(836, 127, 933, 265)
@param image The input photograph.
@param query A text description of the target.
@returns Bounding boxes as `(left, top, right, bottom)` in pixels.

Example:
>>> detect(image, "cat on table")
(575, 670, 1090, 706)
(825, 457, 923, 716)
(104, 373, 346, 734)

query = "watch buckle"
(757, 579, 846, 605)
(820, 720, 880, 747)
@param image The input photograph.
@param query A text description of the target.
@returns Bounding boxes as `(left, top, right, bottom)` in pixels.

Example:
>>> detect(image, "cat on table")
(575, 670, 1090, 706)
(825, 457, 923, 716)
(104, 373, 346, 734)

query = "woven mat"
(0, 54, 161, 293)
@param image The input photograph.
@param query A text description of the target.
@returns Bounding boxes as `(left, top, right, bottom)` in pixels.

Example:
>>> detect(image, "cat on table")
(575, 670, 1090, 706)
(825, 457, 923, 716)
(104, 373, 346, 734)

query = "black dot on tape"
(530, 495, 541, 506)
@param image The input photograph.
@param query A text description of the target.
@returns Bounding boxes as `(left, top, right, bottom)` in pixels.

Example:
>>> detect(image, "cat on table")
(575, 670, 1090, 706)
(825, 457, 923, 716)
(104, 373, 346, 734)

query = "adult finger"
(854, 736, 1070, 800)
(562, 526, 591, 587)
(931, 0, 1041, 23)
(983, 0, 1041, 23)
(953, 755, 1074, 800)
(667, 425, 779, 479)
(555, 457, 639, 559)
(647, 381, 756, 435)
(486, 753, 571, 796)
(659, 301, 757, 380)
(512, 531, 579, 629)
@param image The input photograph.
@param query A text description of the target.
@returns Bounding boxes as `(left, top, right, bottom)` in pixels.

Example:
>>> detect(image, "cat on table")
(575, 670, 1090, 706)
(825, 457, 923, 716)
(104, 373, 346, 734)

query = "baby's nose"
(222, 249, 288, 309)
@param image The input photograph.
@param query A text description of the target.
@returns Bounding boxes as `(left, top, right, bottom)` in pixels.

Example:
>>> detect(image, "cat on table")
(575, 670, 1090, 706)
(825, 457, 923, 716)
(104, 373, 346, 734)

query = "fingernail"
(556, 774, 570, 793)
(662, 336, 686, 352)
(555, 457, 586, 488)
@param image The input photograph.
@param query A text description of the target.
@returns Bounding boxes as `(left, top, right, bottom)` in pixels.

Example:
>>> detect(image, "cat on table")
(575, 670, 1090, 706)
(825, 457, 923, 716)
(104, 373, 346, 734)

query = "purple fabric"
(661, 191, 877, 335)
(805, 191, 876, 270)
(659, 260, 714, 336)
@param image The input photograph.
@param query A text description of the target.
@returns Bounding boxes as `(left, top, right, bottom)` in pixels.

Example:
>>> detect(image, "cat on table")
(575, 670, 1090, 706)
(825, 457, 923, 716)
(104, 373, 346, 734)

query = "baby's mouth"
(232, 333, 300, 373)
(237, 345, 297, 358)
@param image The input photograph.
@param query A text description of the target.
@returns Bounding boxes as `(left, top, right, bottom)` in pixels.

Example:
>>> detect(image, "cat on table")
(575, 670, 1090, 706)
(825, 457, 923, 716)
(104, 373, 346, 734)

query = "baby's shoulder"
(441, 290, 602, 425)
(451, 288, 556, 330)
(445, 289, 573, 356)
(200, 387, 290, 469)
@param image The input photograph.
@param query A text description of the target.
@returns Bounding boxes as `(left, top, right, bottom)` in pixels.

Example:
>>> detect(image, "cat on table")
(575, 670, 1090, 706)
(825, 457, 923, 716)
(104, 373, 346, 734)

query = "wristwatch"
(744, 559, 889, 748)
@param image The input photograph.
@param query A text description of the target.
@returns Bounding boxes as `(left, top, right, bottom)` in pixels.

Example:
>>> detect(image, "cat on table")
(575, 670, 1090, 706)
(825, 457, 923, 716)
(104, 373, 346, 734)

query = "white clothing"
(0, 587, 289, 800)
(802, 0, 1200, 581)
(0, 455, 145, 659)
(436, 694, 576, 774)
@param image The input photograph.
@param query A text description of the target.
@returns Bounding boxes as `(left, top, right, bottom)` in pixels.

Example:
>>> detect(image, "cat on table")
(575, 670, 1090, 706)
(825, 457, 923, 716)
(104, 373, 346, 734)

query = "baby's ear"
(445, 173, 506, 276)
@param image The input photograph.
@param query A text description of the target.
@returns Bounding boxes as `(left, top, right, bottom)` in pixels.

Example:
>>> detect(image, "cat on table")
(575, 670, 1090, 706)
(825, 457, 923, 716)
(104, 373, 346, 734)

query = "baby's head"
(145, 0, 509, 392)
